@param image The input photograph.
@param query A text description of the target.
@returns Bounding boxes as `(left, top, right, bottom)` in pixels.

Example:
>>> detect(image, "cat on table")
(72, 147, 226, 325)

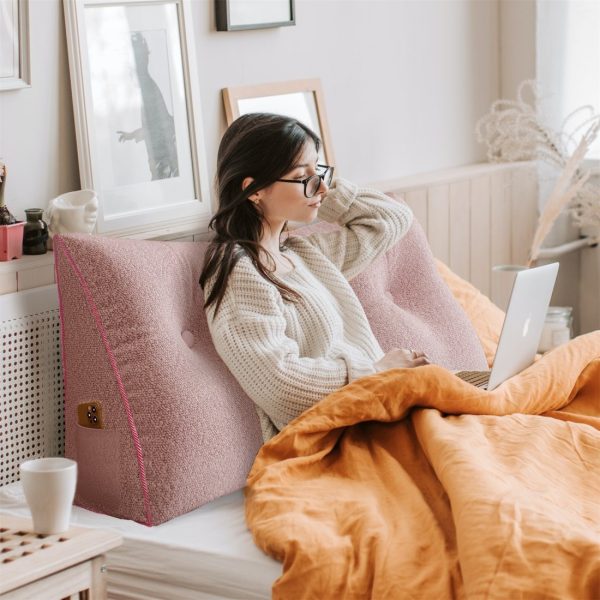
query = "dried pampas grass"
(476, 81, 566, 167)
(476, 80, 600, 256)
(528, 121, 598, 265)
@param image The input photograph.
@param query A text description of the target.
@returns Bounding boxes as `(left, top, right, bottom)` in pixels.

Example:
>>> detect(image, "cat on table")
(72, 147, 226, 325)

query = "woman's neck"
(258, 220, 295, 273)
(259, 221, 285, 257)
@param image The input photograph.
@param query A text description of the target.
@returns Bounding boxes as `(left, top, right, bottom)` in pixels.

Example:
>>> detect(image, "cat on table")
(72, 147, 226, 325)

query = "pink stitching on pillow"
(53, 236, 153, 526)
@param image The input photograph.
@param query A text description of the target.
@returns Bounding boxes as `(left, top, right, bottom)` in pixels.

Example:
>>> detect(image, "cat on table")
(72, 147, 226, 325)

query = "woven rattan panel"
(0, 309, 64, 486)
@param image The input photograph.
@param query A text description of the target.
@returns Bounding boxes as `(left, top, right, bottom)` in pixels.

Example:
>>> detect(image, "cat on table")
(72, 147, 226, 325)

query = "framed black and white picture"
(63, 0, 211, 237)
(216, 0, 295, 32)
(0, 0, 31, 91)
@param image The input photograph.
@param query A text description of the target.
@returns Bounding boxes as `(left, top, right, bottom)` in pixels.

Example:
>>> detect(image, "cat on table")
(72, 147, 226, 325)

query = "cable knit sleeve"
(306, 177, 413, 280)
(205, 259, 373, 433)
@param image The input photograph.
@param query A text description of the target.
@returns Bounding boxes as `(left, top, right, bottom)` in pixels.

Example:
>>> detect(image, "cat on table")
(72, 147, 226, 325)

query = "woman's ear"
(242, 177, 260, 203)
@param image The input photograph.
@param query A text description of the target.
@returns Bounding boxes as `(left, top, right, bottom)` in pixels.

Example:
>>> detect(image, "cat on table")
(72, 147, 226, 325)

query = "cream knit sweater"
(205, 178, 413, 441)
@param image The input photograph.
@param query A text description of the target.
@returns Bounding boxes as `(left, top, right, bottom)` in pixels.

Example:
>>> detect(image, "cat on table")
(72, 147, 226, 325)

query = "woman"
(200, 113, 428, 441)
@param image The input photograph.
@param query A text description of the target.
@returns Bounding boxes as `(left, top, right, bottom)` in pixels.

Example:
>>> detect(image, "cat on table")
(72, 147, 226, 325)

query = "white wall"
(0, 0, 79, 221)
(0, 0, 499, 222)
(499, 0, 535, 100)
(536, 0, 600, 160)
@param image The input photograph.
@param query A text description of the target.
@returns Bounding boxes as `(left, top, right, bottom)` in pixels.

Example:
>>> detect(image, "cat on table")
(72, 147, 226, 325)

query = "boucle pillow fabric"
(54, 234, 263, 526)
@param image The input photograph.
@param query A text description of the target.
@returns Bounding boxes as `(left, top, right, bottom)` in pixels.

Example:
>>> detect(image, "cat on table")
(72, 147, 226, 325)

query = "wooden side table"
(0, 514, 122, 600)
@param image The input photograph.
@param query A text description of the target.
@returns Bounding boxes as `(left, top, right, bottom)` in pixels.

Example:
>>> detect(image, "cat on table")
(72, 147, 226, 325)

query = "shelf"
(0, 251, 54, 274)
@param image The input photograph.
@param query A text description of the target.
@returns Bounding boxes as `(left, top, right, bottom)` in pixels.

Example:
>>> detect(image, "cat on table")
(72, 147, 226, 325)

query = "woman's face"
(253, 142, 329, 227)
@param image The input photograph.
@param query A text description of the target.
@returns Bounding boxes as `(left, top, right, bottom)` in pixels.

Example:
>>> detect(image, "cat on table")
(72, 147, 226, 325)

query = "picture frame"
(222, 78, 336, 167)
(63, 0, 211, 237)
(0, 0, 31, 91)
(215, 0, 295, 32)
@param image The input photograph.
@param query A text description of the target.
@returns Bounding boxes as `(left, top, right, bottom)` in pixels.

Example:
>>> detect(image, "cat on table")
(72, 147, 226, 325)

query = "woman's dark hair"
(199, 112, 321, 315)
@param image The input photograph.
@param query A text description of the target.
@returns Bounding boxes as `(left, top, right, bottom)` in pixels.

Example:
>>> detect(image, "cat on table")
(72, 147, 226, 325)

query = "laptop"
(455, 262, 559, 390)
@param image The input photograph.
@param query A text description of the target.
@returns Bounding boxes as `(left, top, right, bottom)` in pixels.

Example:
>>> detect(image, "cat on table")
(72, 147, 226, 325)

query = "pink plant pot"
(0, 221, 25, 261)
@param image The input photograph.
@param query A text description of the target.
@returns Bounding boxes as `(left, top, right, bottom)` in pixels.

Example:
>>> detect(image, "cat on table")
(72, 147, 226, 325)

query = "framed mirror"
(63, 0, 211, 237)
(222, 78, 336, 167)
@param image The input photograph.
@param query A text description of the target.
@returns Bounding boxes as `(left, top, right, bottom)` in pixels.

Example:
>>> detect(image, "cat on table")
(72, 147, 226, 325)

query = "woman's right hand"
(373, 348, 430, 372)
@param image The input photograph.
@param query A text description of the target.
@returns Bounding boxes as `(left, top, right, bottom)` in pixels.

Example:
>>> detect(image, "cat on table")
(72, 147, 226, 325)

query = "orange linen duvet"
(245, 266, 600, 599)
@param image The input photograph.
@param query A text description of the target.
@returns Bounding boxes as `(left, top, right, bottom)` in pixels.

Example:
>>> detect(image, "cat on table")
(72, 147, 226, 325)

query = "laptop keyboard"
(455, 370, 491, 389)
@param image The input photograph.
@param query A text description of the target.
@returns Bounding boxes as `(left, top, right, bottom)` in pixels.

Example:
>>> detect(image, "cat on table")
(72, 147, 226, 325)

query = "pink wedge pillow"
(54, 234, 264, 526)
(54, 210, 486, 526)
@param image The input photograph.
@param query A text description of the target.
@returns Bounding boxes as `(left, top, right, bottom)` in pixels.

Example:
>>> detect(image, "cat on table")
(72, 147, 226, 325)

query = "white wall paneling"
(427, 185, 451, 266)
(469, 176, 491, 295)
(374, 161, 538, 308)
(489, 169, 512, 284)
(403, 189, 427, 231)
(510, 167, 538, 266)
(449, 180, 471, 282)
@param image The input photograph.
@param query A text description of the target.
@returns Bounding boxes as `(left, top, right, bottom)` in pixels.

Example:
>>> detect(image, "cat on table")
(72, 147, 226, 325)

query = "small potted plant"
(0, 160, 25, 261)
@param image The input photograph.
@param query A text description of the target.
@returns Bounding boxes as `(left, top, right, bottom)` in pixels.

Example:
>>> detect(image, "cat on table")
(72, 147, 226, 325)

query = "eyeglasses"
(276, 164, 334, 198)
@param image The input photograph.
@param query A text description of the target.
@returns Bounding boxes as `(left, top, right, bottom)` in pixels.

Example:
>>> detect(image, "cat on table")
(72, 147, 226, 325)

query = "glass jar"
(538, 306, 573, 353)
(22, 208, 49, 255)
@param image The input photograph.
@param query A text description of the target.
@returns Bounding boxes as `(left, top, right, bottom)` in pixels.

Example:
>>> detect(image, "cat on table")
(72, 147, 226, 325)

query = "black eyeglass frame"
(276, 164, 334, 198)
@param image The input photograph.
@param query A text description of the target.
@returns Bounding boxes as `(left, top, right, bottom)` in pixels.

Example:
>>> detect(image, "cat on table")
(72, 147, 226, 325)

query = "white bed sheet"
(0, 482, 281, 600)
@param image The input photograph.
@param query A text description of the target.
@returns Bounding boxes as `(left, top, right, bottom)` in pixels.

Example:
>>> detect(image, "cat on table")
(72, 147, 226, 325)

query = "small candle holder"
(539, 306, 573, 353)
(22, 208, 49, 255)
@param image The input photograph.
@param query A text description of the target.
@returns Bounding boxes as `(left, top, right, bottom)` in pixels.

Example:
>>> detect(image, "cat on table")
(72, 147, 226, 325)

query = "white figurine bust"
(46, 190, 98, 240)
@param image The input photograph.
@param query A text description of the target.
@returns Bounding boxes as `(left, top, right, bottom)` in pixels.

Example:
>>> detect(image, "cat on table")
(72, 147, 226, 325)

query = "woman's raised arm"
(304, 178, 413, 280)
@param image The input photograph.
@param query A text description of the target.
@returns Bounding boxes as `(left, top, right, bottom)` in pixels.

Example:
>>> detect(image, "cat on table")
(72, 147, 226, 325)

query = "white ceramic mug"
(20, 457, 77, 534)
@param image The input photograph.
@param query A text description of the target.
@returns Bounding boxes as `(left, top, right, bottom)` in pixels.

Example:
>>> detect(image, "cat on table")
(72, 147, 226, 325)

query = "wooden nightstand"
(0, 514, 122, 599)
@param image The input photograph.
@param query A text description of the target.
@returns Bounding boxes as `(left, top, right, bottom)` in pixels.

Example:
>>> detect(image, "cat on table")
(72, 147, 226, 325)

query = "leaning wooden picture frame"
(222, 78, 336, 168)
(63, 0, 212, 237)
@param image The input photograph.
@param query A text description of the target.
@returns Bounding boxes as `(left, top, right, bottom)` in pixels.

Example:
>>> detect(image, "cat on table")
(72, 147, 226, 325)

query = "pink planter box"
(0, 222, 25, 261)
